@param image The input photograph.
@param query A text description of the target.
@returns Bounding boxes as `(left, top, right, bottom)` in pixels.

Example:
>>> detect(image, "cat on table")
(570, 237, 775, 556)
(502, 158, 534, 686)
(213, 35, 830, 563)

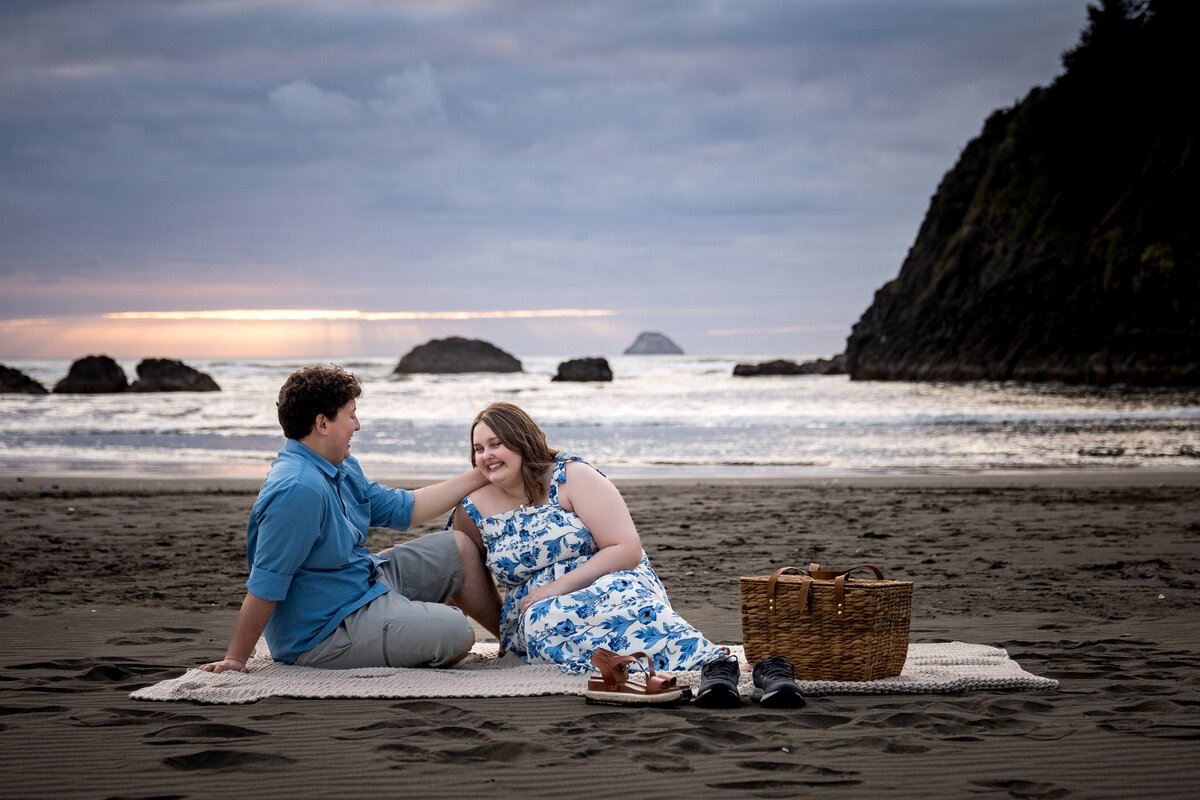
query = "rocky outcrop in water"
(0, 365, 48, 394)
(53, 355, 129, 394)
(733, 354, 846, 377)
(552, 357, 613, 382)
(130, 358, 220, 392)
(845, 0, 1199, 386)
(623, 332, 683, 355)
(394, 337, 522, 374)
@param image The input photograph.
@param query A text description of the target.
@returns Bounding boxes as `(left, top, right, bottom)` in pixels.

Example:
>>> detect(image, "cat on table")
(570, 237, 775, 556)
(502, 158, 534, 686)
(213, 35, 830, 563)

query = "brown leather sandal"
(585, 648, 686, 705)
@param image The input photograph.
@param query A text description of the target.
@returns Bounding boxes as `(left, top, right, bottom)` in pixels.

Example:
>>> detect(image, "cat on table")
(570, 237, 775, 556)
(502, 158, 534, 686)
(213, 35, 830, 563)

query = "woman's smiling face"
(471, 421, 523, 485)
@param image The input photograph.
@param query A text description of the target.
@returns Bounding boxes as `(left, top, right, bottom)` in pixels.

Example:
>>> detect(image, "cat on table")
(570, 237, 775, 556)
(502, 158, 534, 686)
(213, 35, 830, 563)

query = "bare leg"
(450, 530, 502, 640)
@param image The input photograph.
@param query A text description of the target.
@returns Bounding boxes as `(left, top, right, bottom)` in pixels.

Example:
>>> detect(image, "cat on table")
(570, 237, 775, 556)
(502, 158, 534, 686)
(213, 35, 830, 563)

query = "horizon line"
(103, 308, 617, 322)
(0, 308, 618, 326)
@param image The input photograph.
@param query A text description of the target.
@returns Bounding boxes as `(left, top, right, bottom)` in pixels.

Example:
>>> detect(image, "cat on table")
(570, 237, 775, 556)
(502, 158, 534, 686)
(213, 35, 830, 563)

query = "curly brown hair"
(470, 402, 558, 506)
(276, 365, 362, 440)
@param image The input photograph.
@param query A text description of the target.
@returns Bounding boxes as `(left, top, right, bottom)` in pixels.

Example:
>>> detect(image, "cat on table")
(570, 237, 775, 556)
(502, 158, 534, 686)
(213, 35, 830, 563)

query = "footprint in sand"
(736, 761, 860, 780)
(819, 734, 929, 754)
(707, 776, 862, 798)
(247, 711, 301, 722)
(105, 626, 205, 646)
(631, 750, 694, 773)
(9, 657, 168, 685)
(1098, 719, 1200, 740)
(106, 635, 196, 645)
(163, 749, 295, 772)
(783, 711, 855, 729)
(379, 739, 547, 764)
(375, 741, 435, 761)
(984, 698, 1056, 715)
(425, 725, 489, 740)
(361, 702, 541, 764)
(0, 704, 70, 717)
(144, 722, 266, 745)
(79, 663, 164, 682)
(971, 779, 1070, 799)
(616, 723, 757, 757)
(439, 741, 548, 762)
(335, 719, 430, 739)
(67, 708, 205, 728)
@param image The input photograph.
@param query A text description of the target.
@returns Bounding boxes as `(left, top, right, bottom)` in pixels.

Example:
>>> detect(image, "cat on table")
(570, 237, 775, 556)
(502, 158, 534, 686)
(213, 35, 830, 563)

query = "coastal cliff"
(845, 0, 1198, 386)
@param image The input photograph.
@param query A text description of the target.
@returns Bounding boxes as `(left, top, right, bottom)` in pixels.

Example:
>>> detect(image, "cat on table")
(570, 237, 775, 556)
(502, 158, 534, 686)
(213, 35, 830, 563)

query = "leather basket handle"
(765, 563, 889, 619)
(766, 566, 811, 615)
(806, 563, 886, 581)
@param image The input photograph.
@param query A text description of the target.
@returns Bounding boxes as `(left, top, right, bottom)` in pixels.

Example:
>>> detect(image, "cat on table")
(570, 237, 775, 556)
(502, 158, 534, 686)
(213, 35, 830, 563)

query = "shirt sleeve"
(343, 457, 414, 531)
(364, 478, 414, 531)
(246, 480, 325, 601)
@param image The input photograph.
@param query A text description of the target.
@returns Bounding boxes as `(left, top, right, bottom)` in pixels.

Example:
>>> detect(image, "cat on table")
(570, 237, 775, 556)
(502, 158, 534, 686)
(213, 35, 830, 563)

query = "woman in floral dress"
(451, 402, 725, 675)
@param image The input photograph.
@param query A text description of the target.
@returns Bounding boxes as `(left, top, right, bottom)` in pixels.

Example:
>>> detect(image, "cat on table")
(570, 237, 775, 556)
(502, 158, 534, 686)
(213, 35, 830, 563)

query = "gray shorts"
(295, 530, 471, 669)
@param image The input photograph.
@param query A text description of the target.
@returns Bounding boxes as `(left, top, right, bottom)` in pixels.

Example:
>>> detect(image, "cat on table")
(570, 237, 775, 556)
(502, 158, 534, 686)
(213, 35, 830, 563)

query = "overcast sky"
(0, 0, 1090, 359)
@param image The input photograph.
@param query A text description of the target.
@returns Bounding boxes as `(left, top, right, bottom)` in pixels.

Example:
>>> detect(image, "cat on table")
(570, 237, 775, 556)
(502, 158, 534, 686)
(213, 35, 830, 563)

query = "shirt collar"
(283, 438, 339, 480)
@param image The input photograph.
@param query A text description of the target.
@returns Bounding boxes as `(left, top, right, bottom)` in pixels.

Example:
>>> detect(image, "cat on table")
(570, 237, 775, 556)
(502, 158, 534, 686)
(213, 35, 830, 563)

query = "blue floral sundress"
(458, 454, 723, 675)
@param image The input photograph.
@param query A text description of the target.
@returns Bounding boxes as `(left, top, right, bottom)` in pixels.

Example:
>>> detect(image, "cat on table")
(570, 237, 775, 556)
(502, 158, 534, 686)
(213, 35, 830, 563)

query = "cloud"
(269, 79, 362, 123)
(371, 64, 449, 125)
(0, 0, 1092, 357)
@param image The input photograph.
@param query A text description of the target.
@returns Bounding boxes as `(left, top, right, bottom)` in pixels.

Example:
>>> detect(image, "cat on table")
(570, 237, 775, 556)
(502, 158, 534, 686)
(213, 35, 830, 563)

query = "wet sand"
(2, 470, 1198, 798)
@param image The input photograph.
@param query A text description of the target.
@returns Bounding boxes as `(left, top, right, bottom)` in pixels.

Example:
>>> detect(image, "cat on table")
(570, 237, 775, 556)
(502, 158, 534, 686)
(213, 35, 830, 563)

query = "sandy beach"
(2, 470, 1198, 799)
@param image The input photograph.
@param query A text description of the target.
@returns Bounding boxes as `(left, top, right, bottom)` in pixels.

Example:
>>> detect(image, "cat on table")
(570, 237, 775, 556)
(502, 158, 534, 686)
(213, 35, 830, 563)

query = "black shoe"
(694, 651, 741, 708)
(752, 655, 806, 708)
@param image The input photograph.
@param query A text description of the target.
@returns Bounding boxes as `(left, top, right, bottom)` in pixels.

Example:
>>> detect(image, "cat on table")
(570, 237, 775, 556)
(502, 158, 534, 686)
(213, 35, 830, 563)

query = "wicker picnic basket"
(740, 563, 913, 681)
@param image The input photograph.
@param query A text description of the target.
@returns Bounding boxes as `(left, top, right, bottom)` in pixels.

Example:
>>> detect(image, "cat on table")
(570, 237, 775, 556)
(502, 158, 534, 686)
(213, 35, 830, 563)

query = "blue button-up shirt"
(246, 438, 414, 663)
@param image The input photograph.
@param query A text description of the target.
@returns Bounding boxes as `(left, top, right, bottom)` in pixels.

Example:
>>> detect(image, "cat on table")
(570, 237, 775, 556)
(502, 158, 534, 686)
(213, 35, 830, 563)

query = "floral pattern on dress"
(459, 454, 723, 674)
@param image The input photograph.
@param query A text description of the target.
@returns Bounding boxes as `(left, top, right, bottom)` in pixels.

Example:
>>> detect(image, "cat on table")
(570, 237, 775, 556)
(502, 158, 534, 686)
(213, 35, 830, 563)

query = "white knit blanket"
(130, 641, 1057, 705)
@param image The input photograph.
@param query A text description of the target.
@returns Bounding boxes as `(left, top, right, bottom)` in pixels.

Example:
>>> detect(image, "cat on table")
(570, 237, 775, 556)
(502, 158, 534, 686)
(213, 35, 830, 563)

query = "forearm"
(224, 592, 277, 664)
(410, 469, 489, 525)
(547, 541, 643, 596)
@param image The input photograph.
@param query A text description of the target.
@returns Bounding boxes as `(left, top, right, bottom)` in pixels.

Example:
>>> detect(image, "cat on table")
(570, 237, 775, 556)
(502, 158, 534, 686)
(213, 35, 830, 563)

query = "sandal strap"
(590, 648, 656, 691)
(643, 673, 677, 694)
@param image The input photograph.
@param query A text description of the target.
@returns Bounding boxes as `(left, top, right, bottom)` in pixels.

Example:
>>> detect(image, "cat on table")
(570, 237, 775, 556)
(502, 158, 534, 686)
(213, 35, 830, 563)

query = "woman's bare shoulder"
(562, 457, 605, 482)
(466, 482, 510, 517)
(559, 457, 614, 504)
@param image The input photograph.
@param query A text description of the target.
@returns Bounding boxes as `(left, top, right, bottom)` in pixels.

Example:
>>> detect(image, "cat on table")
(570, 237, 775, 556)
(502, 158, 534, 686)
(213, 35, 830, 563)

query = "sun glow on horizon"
(103, 308, 615, 322)
(0, 308, 623, 359)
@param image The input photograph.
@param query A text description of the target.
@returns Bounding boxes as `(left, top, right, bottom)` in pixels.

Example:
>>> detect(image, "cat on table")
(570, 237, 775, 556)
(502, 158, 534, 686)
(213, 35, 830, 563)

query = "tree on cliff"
(845, 0, 1198, 386)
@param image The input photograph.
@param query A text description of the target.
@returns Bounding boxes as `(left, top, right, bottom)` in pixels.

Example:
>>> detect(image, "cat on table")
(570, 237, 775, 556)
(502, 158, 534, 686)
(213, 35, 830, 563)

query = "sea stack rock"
(53, 355, 128, 394)
(394, 337, 522, 374)
(844, 3, 1199, 386)
(623, 331, 683, 355)
(130, 358, 221, 392)
(552, 357, 613, 382)
(733, 359, 806, 376)
(0, 365, 49, 395)
(733, 355, 846, 377)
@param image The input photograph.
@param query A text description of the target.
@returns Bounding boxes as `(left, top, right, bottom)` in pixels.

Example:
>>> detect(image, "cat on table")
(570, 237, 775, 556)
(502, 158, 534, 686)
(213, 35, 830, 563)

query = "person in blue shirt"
(200, 365, 499, 673)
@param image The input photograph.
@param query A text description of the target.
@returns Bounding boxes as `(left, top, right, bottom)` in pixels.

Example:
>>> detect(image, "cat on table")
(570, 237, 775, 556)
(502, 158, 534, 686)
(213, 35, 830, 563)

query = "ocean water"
(1, 355, 1199, 479)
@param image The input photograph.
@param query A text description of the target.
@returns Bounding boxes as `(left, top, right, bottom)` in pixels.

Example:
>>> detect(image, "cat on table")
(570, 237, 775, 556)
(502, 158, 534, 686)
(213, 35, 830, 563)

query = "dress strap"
(447, 495, 485, 528)
(548, 453, 604, 506)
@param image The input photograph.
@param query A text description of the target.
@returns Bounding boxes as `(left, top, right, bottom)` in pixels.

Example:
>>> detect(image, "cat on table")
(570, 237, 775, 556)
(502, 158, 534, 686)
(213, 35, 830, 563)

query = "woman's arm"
(450, 505, 487, 560)
(520, 462, 643, 613)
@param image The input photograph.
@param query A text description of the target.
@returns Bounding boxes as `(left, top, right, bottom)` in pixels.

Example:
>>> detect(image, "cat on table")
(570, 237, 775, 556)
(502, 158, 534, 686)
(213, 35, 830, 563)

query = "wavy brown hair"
(470, 402, 558, 506)
(276, 365, 362, 440)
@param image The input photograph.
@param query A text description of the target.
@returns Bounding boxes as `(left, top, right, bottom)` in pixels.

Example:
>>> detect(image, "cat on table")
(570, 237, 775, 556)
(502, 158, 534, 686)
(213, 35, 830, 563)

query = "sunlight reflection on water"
(2, 355, 1198, 478)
